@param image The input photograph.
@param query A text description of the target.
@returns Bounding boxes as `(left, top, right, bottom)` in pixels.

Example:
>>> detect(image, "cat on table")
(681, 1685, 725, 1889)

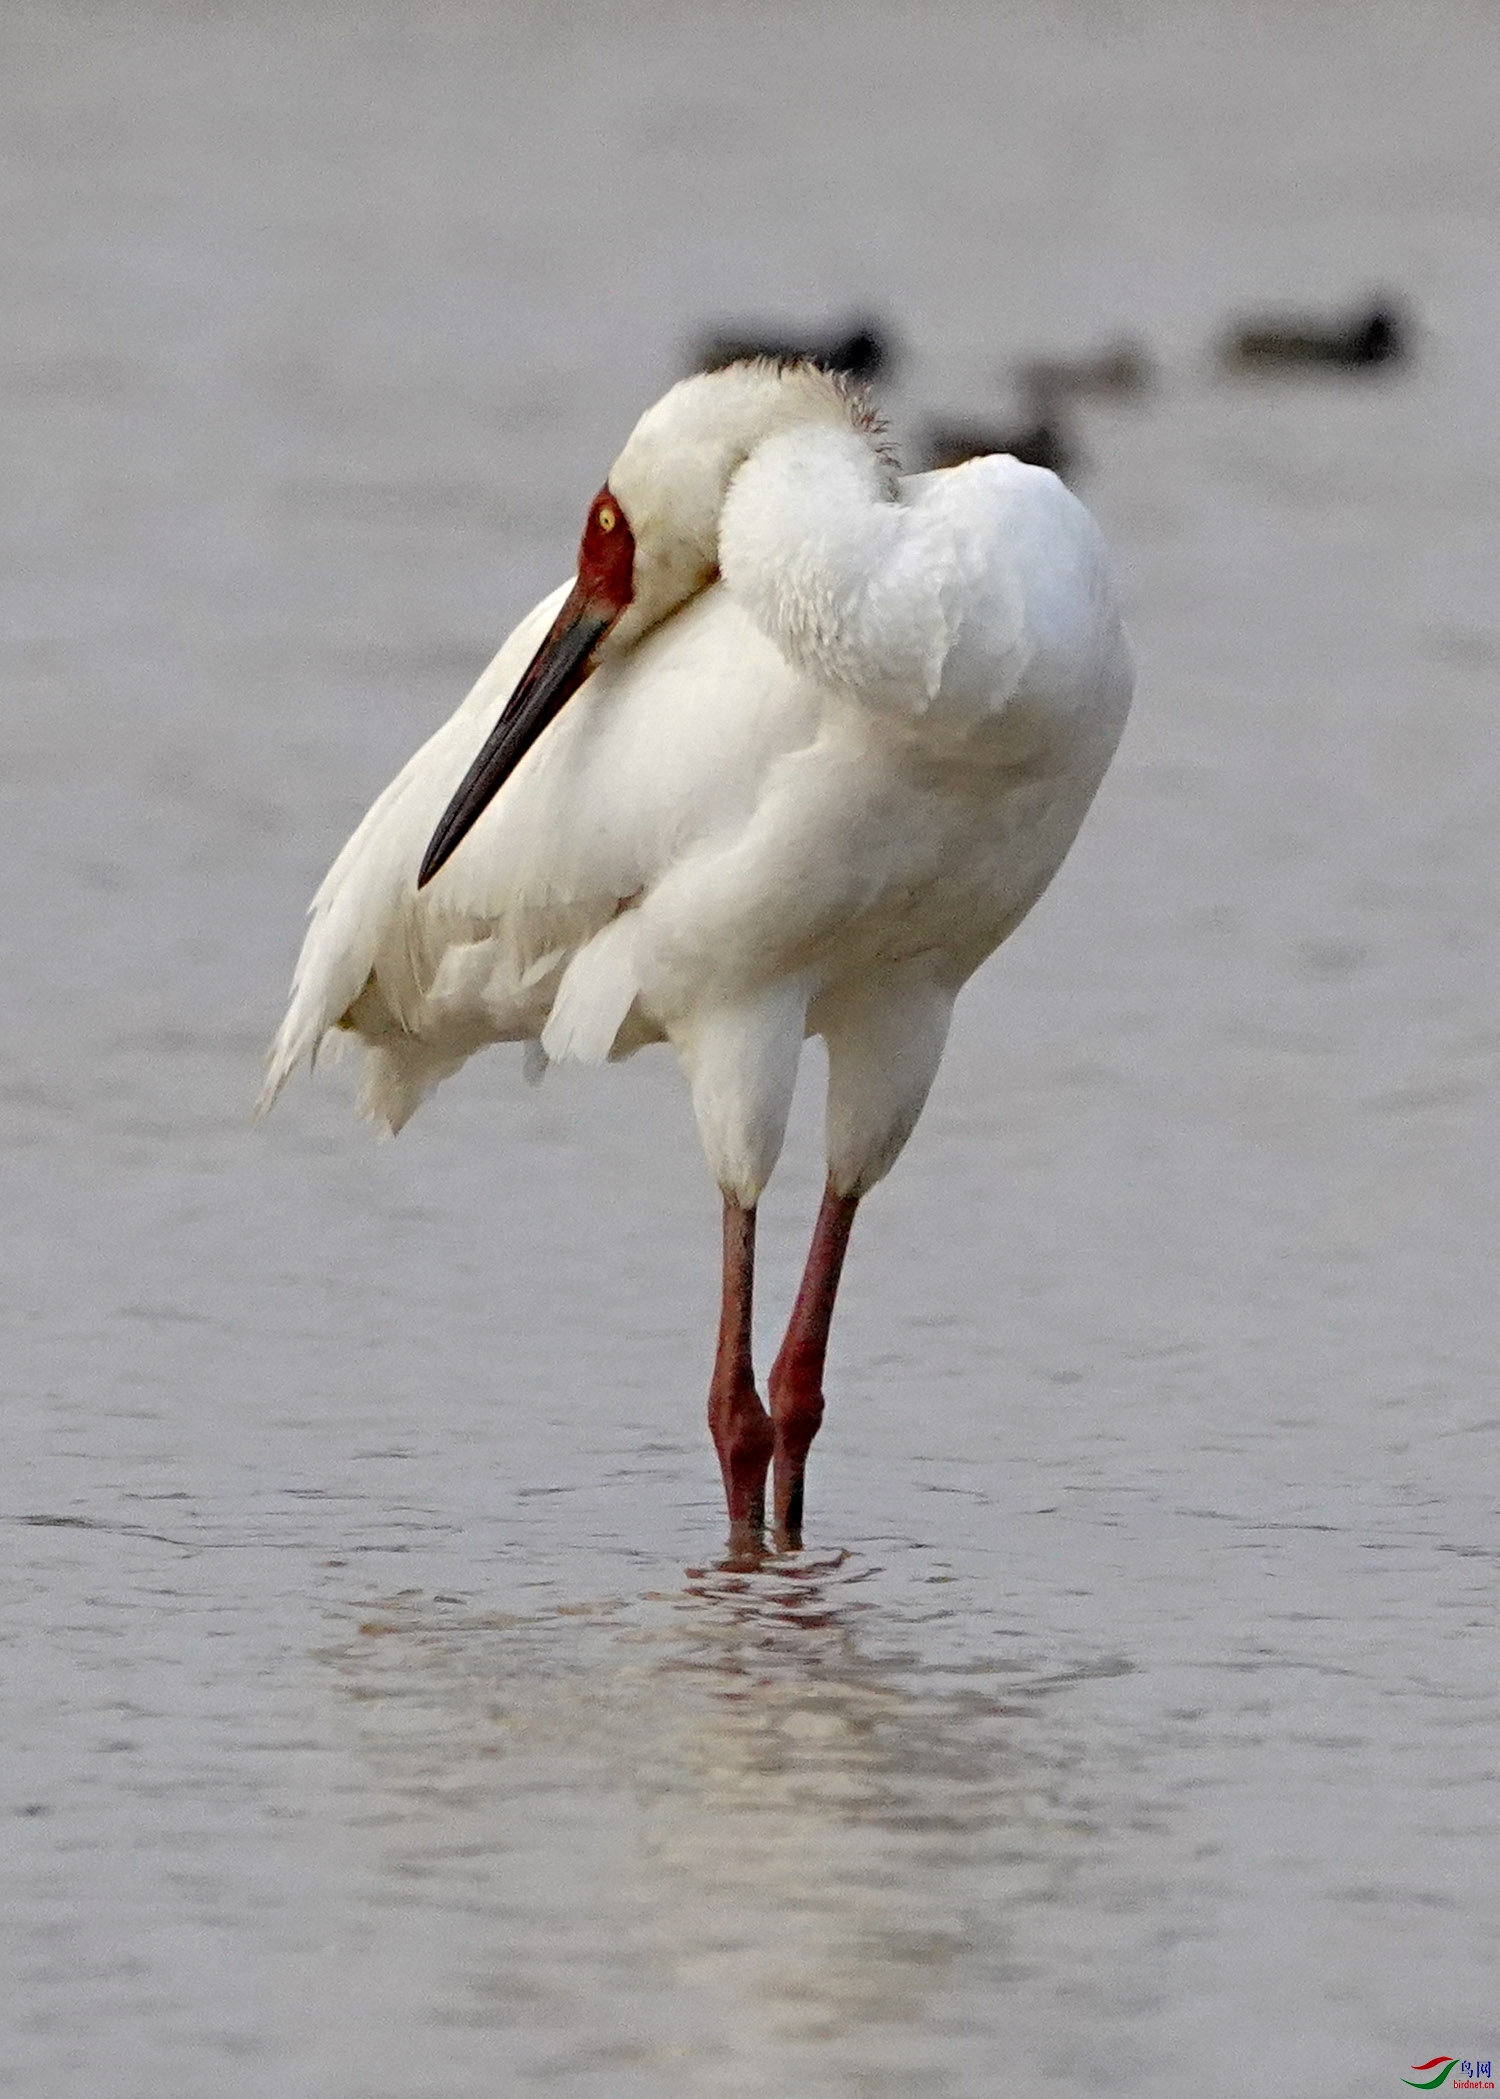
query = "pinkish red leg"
(769, 1183, 860, 1546)
(707, 1198, 774, 1546)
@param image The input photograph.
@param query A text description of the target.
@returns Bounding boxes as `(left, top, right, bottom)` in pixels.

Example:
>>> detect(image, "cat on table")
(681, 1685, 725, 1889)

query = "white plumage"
(261, 360, 1131, 1547)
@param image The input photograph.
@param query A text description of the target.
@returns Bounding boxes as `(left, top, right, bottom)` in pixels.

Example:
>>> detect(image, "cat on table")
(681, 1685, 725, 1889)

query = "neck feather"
(719, 420, 950, 707)
(606, 364, 891, 648)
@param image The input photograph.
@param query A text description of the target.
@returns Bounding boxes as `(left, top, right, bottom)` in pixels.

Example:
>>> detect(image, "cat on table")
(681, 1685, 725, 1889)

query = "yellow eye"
(597, 503, 617, 534)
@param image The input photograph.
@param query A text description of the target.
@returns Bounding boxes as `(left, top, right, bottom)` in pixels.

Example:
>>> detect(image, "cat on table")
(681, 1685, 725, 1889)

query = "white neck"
(605, 363, 891, 651)
(719, 419, 950, 708)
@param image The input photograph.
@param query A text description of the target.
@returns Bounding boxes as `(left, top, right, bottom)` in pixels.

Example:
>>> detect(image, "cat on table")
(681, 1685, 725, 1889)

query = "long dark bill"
(418, 584, 612, 888)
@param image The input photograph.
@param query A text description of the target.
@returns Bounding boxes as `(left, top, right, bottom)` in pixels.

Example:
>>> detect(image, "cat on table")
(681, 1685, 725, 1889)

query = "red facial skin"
(576, 485, 636, 617)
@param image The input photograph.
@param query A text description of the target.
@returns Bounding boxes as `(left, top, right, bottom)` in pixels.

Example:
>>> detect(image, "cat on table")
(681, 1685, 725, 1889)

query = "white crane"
(260, 360, 1132, 1552)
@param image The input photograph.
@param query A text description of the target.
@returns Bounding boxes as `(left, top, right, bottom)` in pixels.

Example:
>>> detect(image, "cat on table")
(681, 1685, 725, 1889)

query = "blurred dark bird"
(694, 316, 894, 384)
(918, 405, 1075, 482)
(1220, 298, 1410, 372)
(1014, 337, 1154, 399)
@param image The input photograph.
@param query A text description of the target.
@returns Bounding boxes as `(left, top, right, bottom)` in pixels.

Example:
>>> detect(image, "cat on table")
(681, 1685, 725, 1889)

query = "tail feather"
(256, 819, 415, 1120)
(356, 1041, 468, 1135)
(255, 990, 333, 1121)
(541, 915, 641, 1066)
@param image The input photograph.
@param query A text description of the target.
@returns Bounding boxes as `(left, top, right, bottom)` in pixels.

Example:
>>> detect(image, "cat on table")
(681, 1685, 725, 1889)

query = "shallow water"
(4, 2, 1500, 2093)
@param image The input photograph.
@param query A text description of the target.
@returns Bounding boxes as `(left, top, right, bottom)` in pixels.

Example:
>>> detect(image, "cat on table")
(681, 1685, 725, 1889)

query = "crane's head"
(418, 361, 880, 888)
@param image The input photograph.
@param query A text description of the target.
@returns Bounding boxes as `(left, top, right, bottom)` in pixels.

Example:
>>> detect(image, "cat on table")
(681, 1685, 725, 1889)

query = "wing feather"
(257, 585, 570, 1115)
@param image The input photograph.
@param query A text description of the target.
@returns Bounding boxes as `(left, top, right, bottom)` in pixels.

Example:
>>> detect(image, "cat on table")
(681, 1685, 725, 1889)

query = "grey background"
(4, 3, 1498, 2094)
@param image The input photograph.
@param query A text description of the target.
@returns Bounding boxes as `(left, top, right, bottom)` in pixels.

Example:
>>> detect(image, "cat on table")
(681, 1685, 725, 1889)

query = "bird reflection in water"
(324, 1558, 1119, 2081)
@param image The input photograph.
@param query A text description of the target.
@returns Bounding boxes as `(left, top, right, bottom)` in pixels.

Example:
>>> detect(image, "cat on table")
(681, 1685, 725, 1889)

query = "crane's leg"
(770, 973, 952, 1547)
(678, 983, 810, 1549)
(708, 1196, 774, 1543)
(768, 1182, 860, 1546)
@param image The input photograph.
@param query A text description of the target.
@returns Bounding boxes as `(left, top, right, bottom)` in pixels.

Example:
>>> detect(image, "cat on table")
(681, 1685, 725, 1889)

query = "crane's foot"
(716, 1412, 774, 1536)
(709, 1373, 774, 1545)
(770, 1370, 823, 1551)
(719, 1525, 772, 1573)
(772, 1493, 806, 1555)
